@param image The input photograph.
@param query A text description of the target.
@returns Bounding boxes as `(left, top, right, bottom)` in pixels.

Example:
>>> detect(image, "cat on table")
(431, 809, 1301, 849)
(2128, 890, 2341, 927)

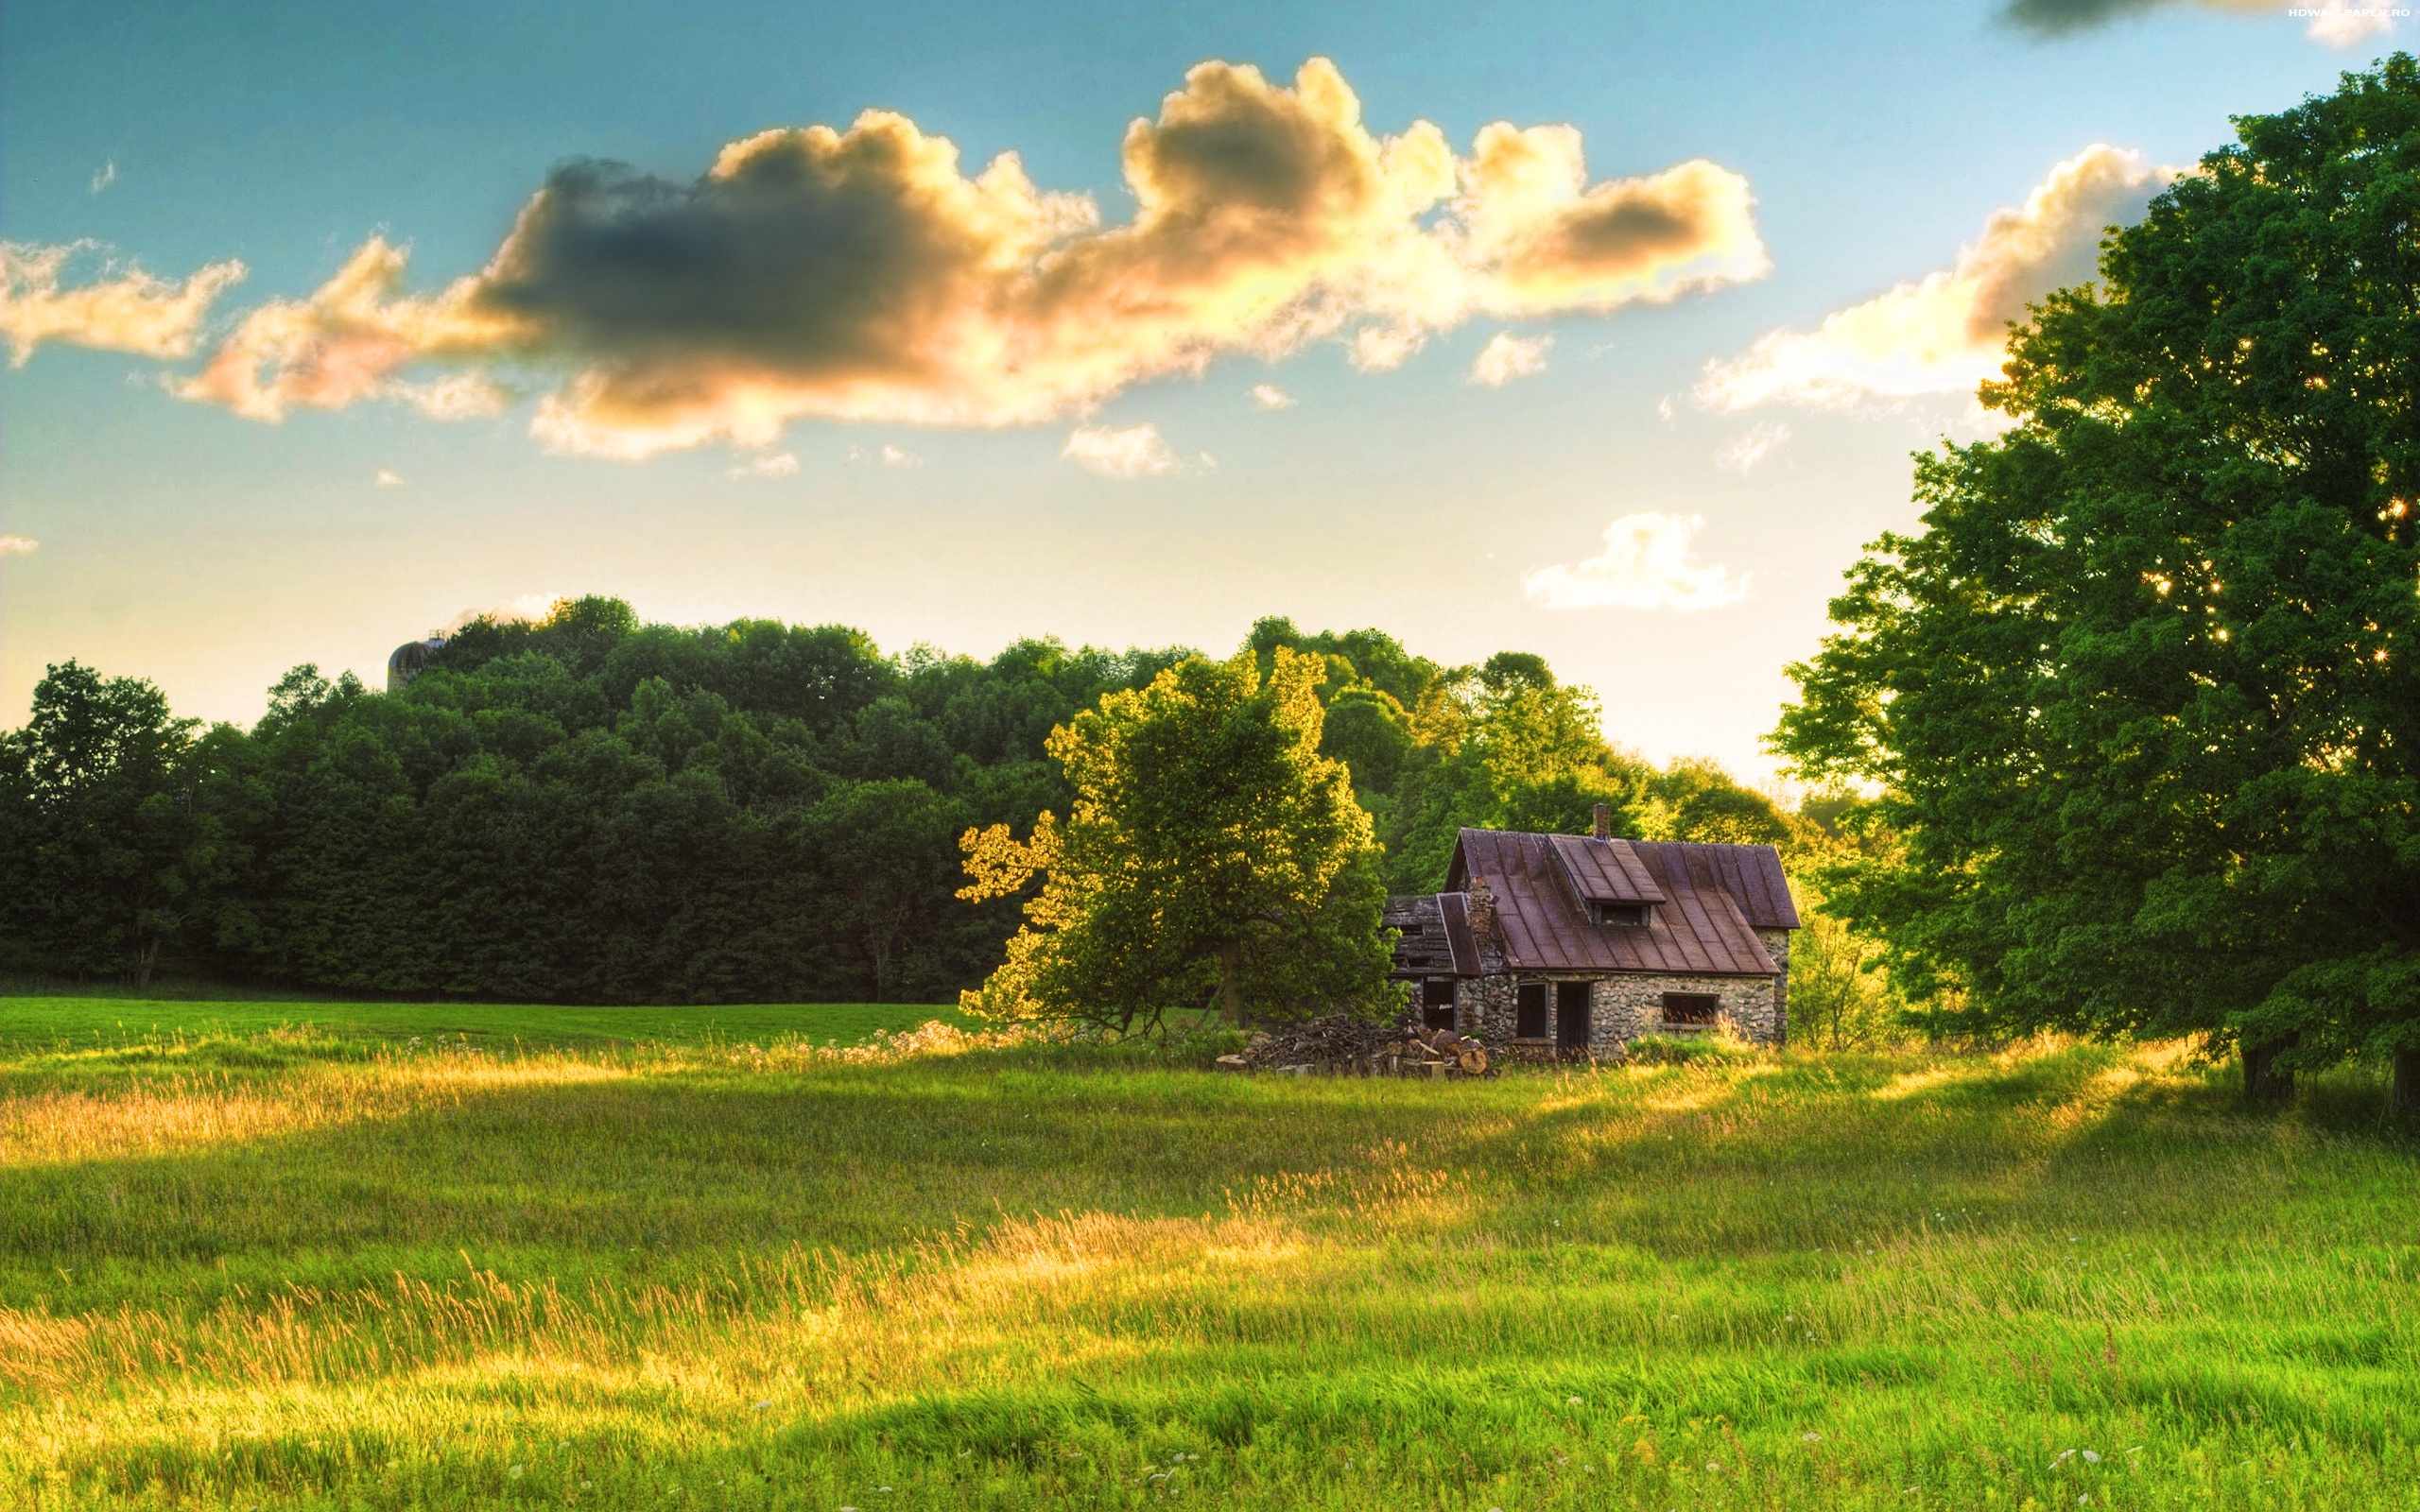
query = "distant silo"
(386, 636, 446, 694)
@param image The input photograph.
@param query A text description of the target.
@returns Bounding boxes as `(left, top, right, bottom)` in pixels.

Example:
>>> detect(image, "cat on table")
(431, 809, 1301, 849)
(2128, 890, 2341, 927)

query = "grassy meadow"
(1, 1003, 2415, 1510)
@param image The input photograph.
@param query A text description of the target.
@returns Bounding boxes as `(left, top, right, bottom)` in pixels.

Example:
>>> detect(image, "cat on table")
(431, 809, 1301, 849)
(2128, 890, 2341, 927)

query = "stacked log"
(1214, 1017, 1495, 1079)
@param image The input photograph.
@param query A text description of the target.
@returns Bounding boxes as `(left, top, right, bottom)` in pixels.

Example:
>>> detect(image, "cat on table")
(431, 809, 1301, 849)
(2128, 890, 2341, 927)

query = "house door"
(1556, 982, 1592, 1053)
(1422, 978, 1458, 1031)
(1515, 982, 1548, 1040)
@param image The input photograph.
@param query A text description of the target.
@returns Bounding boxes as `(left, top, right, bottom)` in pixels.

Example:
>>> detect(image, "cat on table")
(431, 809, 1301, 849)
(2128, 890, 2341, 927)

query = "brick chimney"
(1592, 801, 1611, 840)
(1465, 877, 1495, 939)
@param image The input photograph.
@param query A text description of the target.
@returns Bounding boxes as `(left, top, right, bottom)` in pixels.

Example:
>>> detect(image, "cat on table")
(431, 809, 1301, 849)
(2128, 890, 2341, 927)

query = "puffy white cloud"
(1063, 421, 1183, 479)
(1470, 331, 1552, 387)
(1, 242, 246, 365)
(373, 469, 406, 487)
(162, 58, 1764, 457)
(0, 535, 38, 557)
(1521, 511, 1750, 611)
(727, 452, 800, 479)
(1698, 145, 2172, 413)
(1250, 382, 1296, 409)
(1716, 421, 1790, 473)
(846, 442, 923, 466)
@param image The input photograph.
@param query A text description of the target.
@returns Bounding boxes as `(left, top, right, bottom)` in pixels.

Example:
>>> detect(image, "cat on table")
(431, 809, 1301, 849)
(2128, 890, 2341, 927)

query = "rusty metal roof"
(1628, 841, 1800, 930)
(1442, 828, 1787, 977)
(1545, 833, 1667, 904)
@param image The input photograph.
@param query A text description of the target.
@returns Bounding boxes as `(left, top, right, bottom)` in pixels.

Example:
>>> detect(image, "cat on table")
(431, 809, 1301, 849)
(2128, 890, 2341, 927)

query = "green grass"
(0, 994, 970, 1052)
(1, 1006, 2415, 1510)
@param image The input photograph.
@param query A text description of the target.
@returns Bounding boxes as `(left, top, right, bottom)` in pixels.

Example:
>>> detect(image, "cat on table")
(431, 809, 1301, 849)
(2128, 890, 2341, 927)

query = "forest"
(0, 601, 1812, 1005)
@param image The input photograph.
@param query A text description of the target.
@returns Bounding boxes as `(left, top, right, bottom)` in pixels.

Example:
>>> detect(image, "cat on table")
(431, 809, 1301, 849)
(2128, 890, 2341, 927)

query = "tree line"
(0, 600, 1807, 1005)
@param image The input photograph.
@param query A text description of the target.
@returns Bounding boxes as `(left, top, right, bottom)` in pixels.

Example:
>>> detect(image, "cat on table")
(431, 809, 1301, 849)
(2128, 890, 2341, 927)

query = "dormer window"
(1592, 902, 1650, 927)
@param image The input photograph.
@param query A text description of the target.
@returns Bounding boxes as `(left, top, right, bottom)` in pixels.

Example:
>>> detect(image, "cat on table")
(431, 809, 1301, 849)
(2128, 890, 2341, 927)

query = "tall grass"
(0, 1010, 2413, 1509)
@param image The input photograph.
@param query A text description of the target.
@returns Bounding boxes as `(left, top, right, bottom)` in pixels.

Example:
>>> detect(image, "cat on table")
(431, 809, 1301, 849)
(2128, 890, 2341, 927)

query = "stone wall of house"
(1447, 969, 1781, 1054)
(1756, 928, 1791, 1046)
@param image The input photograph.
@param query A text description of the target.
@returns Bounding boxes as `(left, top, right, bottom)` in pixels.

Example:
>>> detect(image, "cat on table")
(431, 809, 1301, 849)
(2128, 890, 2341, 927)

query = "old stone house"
(1383, 806, 1797, 1057)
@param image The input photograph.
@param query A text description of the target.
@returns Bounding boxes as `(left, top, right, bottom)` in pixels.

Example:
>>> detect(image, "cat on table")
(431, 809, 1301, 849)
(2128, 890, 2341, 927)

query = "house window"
(1422, 977, 1457, 1031)
(1593, 902, 1648, 927)
(1397, 923, 1426, 935)
(1555, 981, 1592, 1051)
(1515, 982, 1548, 1040)
(1661, 991, 1720, 1026)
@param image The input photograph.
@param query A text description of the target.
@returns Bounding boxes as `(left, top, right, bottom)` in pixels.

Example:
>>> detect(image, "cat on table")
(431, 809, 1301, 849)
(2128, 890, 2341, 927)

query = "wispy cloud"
(1063, 422, 1190, 480)
(373, 469, 406, 488)
(1470, 331, 1552, 387)
(0, 535, 38, 557)
(1698, 145, 2171, 414)
(1521, 511, 1750, 611)
(1716, 422, 1790, 473)
(1250, 383, 1296, 409)
(726, 452, 799, 479)
(90, 161, 116, 196)
(133, 58, 1762, 458)
(848, 442, 923, 467)
(1, 242, 247, 365)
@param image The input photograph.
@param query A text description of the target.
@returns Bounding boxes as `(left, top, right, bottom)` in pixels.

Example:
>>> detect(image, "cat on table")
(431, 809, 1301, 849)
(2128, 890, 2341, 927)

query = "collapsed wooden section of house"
(1387, 807, 1798, 1059)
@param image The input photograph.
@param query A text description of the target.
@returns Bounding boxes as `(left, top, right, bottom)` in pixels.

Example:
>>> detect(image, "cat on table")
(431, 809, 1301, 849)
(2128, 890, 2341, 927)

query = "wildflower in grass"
(2082, 1450, 2100, 1463)
(1566, 1395, 1583, 1404)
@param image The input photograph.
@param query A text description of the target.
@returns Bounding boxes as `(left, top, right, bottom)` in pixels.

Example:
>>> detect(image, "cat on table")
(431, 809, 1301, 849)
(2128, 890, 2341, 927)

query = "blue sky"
(0, 0, 2390, 779)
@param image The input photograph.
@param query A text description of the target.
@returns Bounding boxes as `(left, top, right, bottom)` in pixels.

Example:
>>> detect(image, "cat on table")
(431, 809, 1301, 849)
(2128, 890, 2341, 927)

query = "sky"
(0, 0, 2401, 782)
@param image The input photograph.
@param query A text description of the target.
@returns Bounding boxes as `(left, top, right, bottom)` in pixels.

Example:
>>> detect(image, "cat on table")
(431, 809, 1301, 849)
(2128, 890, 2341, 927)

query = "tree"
(0, 662, 217, 985)
(959, 648, 1397, 1033)
(803, 779, 971, 1001)
(1773, 59, 2420, 1109)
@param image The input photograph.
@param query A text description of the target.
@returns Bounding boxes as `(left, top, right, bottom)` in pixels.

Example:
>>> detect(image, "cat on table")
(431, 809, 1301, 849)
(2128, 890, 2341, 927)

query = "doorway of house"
(1515, 982, 1547, 1039)
(1422, 978, 1458, 1031)
(1555, 981, 1592, 1054)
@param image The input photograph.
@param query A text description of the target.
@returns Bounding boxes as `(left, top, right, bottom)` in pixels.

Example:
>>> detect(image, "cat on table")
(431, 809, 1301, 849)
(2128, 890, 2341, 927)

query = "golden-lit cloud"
(1697, 145, 2171, 413)
(1063, 421, 1186, 479)
(1470, 331, 1551, 387)
(1522, 512, 1750, 611)
(373, 469, 406, 488)
(0, 243, 246, 366)
(726, 452, 799, 480)
(0, 536, 38, 557)
(153, 59, 1764, 457)
(1715, 421, 1789, 473)
(1249, 382, 1295, 409)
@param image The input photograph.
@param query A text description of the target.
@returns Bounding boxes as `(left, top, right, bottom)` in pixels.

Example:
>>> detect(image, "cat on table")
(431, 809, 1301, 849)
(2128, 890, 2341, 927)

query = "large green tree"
(0, 662, 220, 985)
(1775, 59, 2420, 1108)
(959, 647, 1396, 1032)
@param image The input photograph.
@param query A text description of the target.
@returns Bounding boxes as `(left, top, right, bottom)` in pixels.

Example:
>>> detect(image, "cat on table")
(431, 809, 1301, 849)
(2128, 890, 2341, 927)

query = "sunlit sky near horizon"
(0, 0, 2397, 781)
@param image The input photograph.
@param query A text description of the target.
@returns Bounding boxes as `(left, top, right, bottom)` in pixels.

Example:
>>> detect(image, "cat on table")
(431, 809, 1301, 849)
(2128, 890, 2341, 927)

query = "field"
(1, 1002, 2415, 1510)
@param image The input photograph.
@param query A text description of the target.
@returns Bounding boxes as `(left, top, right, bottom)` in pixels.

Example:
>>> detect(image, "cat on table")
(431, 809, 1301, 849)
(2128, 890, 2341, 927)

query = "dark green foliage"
(1772, 60, 2420, 1087)
(9, 602, 1792, 1005)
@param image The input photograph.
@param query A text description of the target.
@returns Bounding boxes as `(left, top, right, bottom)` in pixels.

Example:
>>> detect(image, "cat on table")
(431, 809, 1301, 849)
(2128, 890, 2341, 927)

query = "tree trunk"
(1219, 942, 1245, 1027)
(2243, 1036, 2298, 1102)
(2392, 1047, 2420, 1121)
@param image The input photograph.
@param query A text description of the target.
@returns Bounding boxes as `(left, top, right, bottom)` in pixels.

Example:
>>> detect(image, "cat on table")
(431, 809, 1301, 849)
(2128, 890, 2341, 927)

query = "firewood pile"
(1215, 1016, 1495, 1079)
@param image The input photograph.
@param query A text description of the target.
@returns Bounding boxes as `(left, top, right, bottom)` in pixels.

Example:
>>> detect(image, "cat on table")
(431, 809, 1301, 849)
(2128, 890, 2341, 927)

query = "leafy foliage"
(1773, 60, 2420, 1088)
(960, 648, 1395, 1032)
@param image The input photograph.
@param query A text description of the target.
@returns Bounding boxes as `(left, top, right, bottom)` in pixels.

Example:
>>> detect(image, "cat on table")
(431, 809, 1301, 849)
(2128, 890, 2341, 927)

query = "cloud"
(374, 469, 406, 487)
(1471, 331, 1552, 387)
(0, 535, 38, 557)
(154, 58, 1763, 457)
(728, 452, 800, 479)
(1697, 145, 2171, 413)
(1521, 511, 1750, 611)
(846, 442, 923, 466)
(91, 161, 116, 196)
(1250, 382, 1295, 408)
(1063, 421, 1187, 479)
(1, 242, 248, 365)
(2002, 0, 2390, 43)
(1716, 421, 1790, 473)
